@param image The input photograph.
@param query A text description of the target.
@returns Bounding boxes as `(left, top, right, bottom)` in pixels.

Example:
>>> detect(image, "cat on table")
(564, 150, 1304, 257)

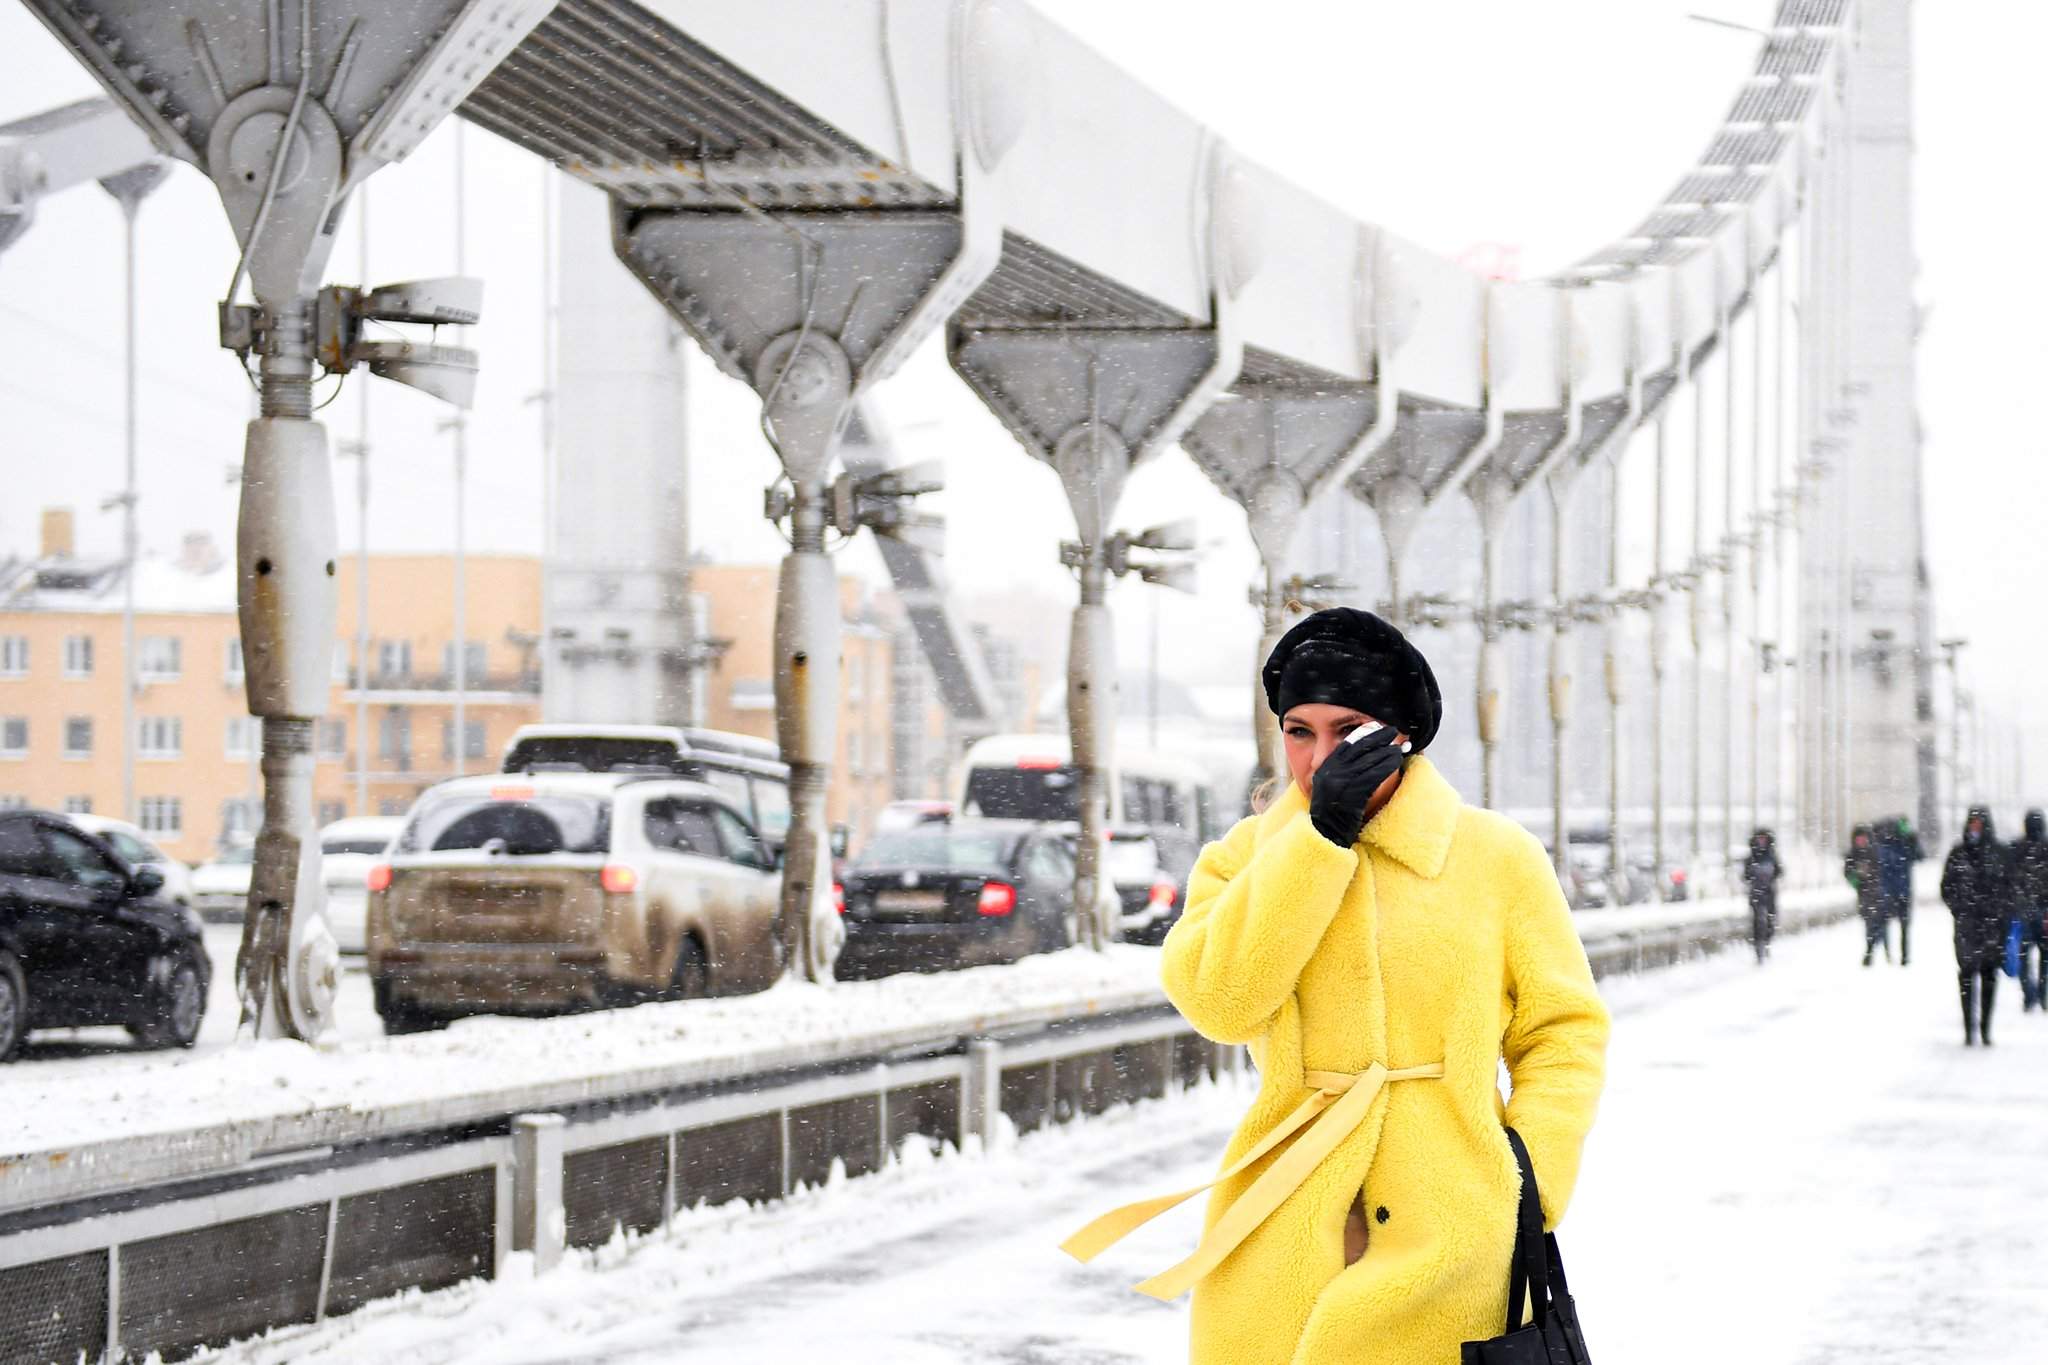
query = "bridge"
(1, 3, 2013, 1361)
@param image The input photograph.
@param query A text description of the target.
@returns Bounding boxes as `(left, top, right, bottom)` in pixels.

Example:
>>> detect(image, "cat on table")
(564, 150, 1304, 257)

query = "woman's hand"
(1308, 725, 1404, 848)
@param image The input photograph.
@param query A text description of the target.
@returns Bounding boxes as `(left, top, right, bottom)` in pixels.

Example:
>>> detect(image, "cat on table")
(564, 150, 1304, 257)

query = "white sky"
(1, 1, 2040, 778)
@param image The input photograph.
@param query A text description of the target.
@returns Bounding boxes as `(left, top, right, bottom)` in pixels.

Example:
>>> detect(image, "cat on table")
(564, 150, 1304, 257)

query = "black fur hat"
(1261, 607, 1443, 751)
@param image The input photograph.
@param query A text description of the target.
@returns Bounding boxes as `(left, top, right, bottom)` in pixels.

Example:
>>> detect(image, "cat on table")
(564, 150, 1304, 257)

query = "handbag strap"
(1503, 1128, 1551, 1331)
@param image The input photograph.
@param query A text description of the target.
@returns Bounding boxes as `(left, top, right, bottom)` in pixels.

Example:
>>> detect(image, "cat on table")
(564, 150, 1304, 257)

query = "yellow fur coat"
(1159, 757, 1608, 1364)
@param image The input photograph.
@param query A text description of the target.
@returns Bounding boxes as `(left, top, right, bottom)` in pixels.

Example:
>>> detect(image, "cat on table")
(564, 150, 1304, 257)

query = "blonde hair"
(1249, 774, 1286, 814)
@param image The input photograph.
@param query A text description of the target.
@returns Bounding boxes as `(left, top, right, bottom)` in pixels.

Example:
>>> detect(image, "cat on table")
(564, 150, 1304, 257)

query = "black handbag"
(1460, 1128, 1593, 1364)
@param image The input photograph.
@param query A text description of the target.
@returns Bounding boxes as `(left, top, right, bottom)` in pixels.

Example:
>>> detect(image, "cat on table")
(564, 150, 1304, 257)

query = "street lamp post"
(99, 161, 168, 825)
(1939, 637, 1968, 836)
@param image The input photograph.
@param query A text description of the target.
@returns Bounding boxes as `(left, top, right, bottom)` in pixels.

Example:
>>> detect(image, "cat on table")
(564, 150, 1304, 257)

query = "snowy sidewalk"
(198, 916, 2048, 1365)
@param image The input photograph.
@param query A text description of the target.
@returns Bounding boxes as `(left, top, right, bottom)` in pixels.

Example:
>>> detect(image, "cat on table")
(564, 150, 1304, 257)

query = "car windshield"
(962, 765, 1078, 821)
(1108, 837, 1162, 883)
(400, 790, 610, 855)
(856, 828, 1012, 872)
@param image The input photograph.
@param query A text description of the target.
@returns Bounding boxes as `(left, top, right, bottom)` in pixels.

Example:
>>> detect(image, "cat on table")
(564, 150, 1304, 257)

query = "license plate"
(874, 890, 945, 913)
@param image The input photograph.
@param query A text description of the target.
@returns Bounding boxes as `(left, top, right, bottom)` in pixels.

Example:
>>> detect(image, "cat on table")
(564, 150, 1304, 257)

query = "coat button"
(1375, 1206, 1390, 1225)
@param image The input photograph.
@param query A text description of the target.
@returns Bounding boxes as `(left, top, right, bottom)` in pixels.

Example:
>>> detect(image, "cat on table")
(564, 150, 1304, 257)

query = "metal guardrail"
(0, 1003, 1224, 1365)
(0, 894, 1860, 1364)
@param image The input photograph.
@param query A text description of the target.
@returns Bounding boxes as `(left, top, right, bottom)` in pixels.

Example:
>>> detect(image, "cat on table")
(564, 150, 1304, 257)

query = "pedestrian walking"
(2009, 809, 2048, 1010)
(1743, 828, 1782, 963)
(1846, 825, 1886, 966)
(1875, 816, 1915, 965)
(1062, 608, 1609, 1365)
(1940, 806, 2014, 1046)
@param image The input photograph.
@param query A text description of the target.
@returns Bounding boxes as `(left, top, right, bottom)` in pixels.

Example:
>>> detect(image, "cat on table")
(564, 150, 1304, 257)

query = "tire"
(130, 953, 205, 1050)
(373, 977, 449, 1035)
(668, 936, 711, 1000)
(0, 952, 26, 1061)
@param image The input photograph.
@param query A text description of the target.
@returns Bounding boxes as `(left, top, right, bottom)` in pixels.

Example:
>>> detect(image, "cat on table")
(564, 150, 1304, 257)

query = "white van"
(952, 734, 1218, 880)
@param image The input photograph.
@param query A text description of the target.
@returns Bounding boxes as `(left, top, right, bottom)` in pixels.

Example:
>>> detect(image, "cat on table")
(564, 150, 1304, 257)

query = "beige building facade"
(0, 529, 542, 864)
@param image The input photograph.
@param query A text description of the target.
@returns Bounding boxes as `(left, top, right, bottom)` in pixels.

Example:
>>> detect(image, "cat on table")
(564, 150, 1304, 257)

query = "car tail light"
(1015, 756, 1060, 770)
(366, 864, 392, 893)
(1148, 880, 1177, 909)
(976, 880, 1017, 916)
(832, 882, 845, 914)
(601, 864, 639, 894)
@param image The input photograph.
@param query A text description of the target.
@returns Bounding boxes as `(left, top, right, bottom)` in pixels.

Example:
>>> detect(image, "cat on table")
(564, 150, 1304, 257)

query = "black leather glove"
(1309, 726, 1405, 848)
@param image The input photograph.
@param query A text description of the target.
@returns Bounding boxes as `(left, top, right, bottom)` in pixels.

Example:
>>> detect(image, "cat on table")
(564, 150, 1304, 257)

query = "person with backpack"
(2009, 809, 2048, 1011)
(1940, 806, 2014, 1046)
(1846, 825, 1887, 966)
(1742, 828, 1782, 963)
(1875, 816, 1915, 966)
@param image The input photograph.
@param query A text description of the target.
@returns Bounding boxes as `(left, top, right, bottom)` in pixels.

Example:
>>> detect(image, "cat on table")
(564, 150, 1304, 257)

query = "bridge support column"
(615, 196, 997, 979)
(952, 317, 1238, 947)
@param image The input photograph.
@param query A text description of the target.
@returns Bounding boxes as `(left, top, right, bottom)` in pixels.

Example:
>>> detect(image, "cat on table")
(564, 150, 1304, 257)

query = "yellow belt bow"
(1059, 1061, 1444, 1301)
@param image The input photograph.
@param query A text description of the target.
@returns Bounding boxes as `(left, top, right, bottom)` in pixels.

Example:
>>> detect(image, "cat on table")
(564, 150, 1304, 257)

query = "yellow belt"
(1059, 1061, 1444, 1301)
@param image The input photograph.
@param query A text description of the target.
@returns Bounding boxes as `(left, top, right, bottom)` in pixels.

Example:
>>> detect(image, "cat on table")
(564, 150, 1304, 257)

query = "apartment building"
(0, 515, 541, 863)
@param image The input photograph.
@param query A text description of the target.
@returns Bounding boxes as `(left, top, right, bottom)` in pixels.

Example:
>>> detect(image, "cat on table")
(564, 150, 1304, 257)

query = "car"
(872, 800, 953, 835)
(367, 772, 782, 1033)
(0, 809, 211, 1058)
(1107, 829, 1184, 945)
(835, 819, 1078, 979)
(64, 814, 193, 906)
(318, 816, 405, 956)
(188, 843, 254, 921)
(499, 723, 792, 855)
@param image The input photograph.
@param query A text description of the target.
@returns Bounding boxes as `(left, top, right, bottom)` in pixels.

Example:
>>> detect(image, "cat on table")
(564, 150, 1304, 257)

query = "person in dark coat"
(1845, 825, 1886, 966)
(1875, 816, 1916, 966)
(2010, 809, 2048, 1011)
(1742, 828, 1782, 964)
(1940, 806, 2014, 1046)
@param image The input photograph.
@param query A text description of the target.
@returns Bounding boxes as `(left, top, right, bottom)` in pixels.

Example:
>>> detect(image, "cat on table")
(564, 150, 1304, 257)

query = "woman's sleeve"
(1160, 808, 1357, 1044)
(1500, 830, 1610, 1230)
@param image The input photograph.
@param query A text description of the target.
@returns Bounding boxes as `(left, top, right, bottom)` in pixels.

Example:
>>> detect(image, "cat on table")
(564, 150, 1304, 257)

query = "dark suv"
(0, 810, 211, 1059)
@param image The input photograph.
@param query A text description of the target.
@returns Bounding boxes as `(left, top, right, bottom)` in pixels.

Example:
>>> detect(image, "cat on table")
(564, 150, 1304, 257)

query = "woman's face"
(1281, 703, 1408, 798)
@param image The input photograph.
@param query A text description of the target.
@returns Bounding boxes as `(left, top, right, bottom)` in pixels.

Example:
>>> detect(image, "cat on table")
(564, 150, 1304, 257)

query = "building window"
(0, 636, 26, 677)
(0, 717, 25, 757)
(63, 717, 92, 759)
(441, 718, 486, 760)
(226, 715, 259, 761)
(0, 795, 25, 811)
(376, 639, 412, 682)
(63, 635, 93, 677)
(138, 716, 183, 759)
(62, 795, 93, 815)
(138, 796, 182, 835)
(378, 798, 409, 818)
(317, 718, 347, 760)
(220, 797, 258, 842)
(729, 678, 774, 712)
(224, 638, 244, 683)
(847, 731, 864, 775)
(138, 635, 181, 680)
(441, 640, 487, 682)
(333, 642, 350, 685)
(378, 707, 412, 770)
(317, 800, 347, 827)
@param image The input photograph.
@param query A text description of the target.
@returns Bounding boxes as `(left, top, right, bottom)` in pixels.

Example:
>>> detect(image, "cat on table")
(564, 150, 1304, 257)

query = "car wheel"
(668, 936, 711, 1000)
(131, 954, 205, 1050)
(373, 977, 449, 1035)
(0, 952, 26, 1061)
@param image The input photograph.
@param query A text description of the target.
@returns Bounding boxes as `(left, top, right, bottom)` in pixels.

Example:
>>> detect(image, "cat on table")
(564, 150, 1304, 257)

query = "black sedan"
(0, 810, 211, 1058)
(1108, 829, 1185, 946)
(836, 820, 1076, 979)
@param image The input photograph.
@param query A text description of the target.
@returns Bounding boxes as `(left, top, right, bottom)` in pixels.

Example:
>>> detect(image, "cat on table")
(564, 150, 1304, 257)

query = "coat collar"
(1364, 756, 1460, 880)
(1260, 755, 1462, 880)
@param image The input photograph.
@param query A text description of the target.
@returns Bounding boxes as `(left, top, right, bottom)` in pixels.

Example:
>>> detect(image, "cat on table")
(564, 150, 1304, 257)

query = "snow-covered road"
(202, 916, 2047, 1364)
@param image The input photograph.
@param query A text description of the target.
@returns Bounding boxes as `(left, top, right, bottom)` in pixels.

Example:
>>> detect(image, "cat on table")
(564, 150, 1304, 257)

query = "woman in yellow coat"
(1065, 608, 1608, 1364)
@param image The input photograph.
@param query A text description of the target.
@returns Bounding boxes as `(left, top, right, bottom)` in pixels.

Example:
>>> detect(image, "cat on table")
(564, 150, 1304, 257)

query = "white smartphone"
(1345, 720, 1412, 754)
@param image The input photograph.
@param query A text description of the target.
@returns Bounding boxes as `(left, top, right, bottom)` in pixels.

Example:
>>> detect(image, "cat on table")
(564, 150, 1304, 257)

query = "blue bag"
(2006, 918, 2023, 979)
